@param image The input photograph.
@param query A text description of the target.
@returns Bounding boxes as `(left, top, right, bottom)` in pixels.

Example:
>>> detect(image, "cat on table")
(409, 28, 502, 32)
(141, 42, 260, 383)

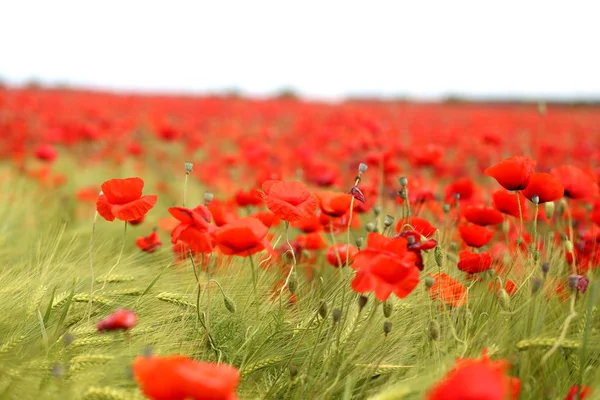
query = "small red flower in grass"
(169, 205, 215, 254)
(261, 180, 318, 222)
(520, 173, 564, 204)
(316, 191, 355, 217)
(34, 143, 58, 162)
(136, 231, 162, 253)
(428, 273, 467, 307)
(459, 224, 494, 248)
(564, 384, 591, 400)
(97, 309, 137, 332)
(396, 216, 437, 237)
(426, 349, 520, 400)
(551, 165, 599, 200)
(351, 233, 420, 301)
(326, 244, 359, 267)
(463, 205, 504, 226)
(458, 250, 493, 273)
(488, 280, 518, 296)
(485, 156, 536, 190)
(133, 355, 240, 400)
(96, 177, 158, 222)
(492, 189, 528, 219)
(214, 217, 269, 256)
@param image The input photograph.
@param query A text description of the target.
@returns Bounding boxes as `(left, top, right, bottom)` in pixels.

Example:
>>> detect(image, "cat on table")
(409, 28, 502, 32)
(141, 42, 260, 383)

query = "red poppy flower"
(34, 143, 58, 162)
(234, 188, 263, 207)
(133, 356, 240, 400)
(459, 224, 494, 248)
(351, 233, 420, 301)
(296, 232, 328, 250)
(395, 229, 437, 270)
(426, 349, 520, 400)
(316, 191, 354, 218)
(564, 385, 591, 400)
(396, 216, 437, 237)
(261, 180, 318, 222)
(97, 309, 137, 332)
(463, 205, 504, 226)
(488, 280, 518, 296)
(96, 177, 158, 222)
(428, 272, 467, 307)
(492, 189, 527, 219)
(136, 231, 162, 253)
(458, 250, 493, 273)
(520, 173, 564, 204)
(326, 244, 359, 267)
(292, 213, 323, 233)
(485, 156, 536, 191)
(214, 217, 269, 256)
(251, 211, 281, 228)
(445, 177, 477, 203)
(169, 205, 215, 254)
(551, 165, 599, 200)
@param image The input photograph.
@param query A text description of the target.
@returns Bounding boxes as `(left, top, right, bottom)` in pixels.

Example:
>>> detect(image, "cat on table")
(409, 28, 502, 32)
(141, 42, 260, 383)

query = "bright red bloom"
(251, 211, 281, 228)
(34, 143, 58, 162)
(316, 191, 354, 218)
(296, 232, 328, 250)
(551, 165, 599, 200)
(234, 188, 263, 207)
(133, 356, 240, 400)
(445, 177, 476, 203)
(396, 216, 437, 238)
(292, 213, 322, 233)
(396, 229, 437, 270)
(169, 205, 214, 254)
(458, 250, 493, 273)
(136, 231, 162, 253)
(492, 189, 527, 219)
(489, 280, 518, 296)
(96, 177, 158, 222)
(564, 385, 591, 400)
(97, 309, 137, 332)
(326, 244, 358, 267)
(351, 233, 420, 301)
(261, 180, 318, 222)
(463, 205, 504, 226)
(485, 156, 536, 191)
(427, 349, 520, 400)
(459, 225, 494, 248)
(520, 172, 564, 204)
(214, 217, 269, 256)
(427, 272, 467, 307)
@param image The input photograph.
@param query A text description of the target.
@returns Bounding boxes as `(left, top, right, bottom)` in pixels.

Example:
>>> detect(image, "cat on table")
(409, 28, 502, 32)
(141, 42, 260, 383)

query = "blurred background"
(1, 0, 599, 101)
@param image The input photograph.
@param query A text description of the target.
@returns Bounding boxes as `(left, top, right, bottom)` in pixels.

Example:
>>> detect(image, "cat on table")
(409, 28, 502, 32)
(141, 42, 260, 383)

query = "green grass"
(0, 165, 599, 400)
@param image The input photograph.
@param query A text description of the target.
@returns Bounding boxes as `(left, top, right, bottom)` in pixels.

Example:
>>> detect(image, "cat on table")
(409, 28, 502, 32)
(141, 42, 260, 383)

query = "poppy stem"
(203, 253, 211, 331)
(531, 202, 539, 252)
(248, 252, 259, 314)
(516, 190, 523, 244)
(87, 210, 98, 323)
(182, 173, 188, 208)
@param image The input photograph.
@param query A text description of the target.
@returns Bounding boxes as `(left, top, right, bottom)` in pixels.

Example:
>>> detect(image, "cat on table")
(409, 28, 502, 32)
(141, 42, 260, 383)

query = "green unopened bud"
(531, 278, 543, 295)
(383, 321, 392, 336)
(224, 296, 237, 313)
(488, 268, 496, 277)
(318, 301, 329, 319)
(184, 161, 194, 175)
(565, 240, 574, 253)
(399, 176, 408, 187)
(289, 364, 299, 379)
(428, 320, 440, 341)
(366, 222, 377, 232)
(383, 215, 394, 228)
(383, 300, 393, 318)
(453, 193, 460, 201)
(449, 242, 458, 251)
(358, 295, 368, 312)
(544, 202, 555, 219)
(358, 163, 368, 174)
(556, 200, 566, 216)
(373, 206, 382, 217)
(434, 246, 443, 267)
(288, 271, 298, 294)
(425, 275, 435, 288)
(498, 289, 510, 310)
(355, 236, 364, 249)
(442, 204, 451, 213)
(332, 308, 342, 324)
(531, 195, 539, 205)
(203, 191, 214, 205)
(531, 250, 540, 262)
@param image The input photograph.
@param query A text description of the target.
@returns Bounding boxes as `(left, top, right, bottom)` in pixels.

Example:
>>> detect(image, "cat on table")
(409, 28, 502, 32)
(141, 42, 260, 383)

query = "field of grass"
(0, 87, 599, 399)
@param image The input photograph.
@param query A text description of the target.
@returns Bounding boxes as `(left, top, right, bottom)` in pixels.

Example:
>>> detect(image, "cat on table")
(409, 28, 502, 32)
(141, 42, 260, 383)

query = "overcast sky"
(1, 1, 599, 100)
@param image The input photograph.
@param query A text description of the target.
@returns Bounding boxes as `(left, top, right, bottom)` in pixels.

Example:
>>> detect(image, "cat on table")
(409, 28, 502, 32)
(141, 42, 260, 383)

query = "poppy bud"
(358, 163, 368, 174)
(488, 268, 496, 276)
(556, 200, 566, 216)
(383, 321, 392, 336)
(407, 235, 416, 245)
(51, 363, 63, 378)
(204, 192, 214, 205)
(531, 250, 540, 262)
(383, 300, 393, 318)
(143, 345, 154, 358)
(425, 275, 435, 288)
(373, 206, 382, 217)
(224, 296, 237, 313)
(449, 242, 458, 251)
(355, 236, 364, 249)
(289, 364, 299, 379)
(498, 289, 510, 310)
(349, 186, 366, 203)
(453, 193, 460, 201)
(434, 247, 443, 267)
(531, 195, 540, 205)
(383, 215, 394, 228)
(541, 261, 550, 276)
(366, 222, 377, 232)
(358, 295, 368, 311)
(288, 271, 298, 294)
(565, 240, 574, 253)
(428, 320, 440, 341)
(545, 202, 555, 219)
(318, 301, 329, 319)
(531, 278, 543, 295)
(63, 333, 74, 347)
(399, 177, 408, 187)
(442, 204, 451, 213)
(332, 308, 342, 324)
(184, 161, 194, 175)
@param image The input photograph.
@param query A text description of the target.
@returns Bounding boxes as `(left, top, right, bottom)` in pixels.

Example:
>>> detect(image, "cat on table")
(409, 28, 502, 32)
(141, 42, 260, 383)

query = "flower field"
(0, 86, 599, 399)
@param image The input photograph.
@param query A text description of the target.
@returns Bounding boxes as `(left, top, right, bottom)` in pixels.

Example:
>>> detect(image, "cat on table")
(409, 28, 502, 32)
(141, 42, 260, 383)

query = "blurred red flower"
(261, 180, 318, 222)
(96, 177, 158, 222)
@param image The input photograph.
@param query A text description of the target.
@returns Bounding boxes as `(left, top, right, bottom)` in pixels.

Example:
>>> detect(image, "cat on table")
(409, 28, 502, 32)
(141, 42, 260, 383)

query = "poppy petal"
(96, 194, 115, 221)
(101, 177, 144, 204)
(111, 195, 158, 221)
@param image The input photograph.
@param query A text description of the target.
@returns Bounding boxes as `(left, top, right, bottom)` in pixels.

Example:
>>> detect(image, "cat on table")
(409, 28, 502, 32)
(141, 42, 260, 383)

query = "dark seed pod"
(383, 301, 393, 318)
(428, 320, 440, 341)
(383, 321, 392, 336)
(357, 296, 368, 312)
(332, 308, 342, 324)
(318, 301, 329, 319)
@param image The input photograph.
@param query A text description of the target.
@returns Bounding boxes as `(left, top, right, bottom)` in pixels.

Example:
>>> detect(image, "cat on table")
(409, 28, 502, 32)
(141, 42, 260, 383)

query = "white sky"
(1, 1, 599, 100)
